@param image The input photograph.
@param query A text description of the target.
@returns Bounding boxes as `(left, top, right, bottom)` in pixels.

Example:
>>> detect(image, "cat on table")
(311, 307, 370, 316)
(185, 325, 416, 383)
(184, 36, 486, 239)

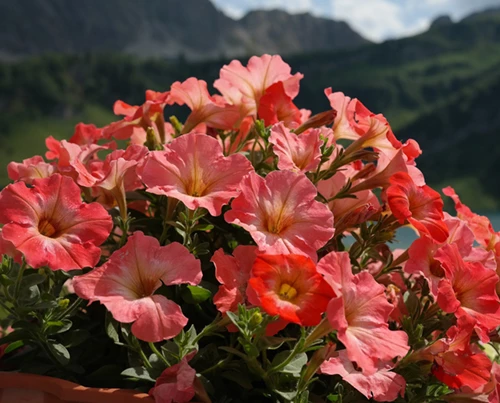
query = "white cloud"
(211, 0, 499, 41)
(332, 0, 430, 41)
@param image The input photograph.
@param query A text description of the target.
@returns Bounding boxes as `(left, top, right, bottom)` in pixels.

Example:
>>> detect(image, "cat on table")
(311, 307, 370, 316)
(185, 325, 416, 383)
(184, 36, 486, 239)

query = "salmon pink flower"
(248, 254, 335, 326)
(0, 174, 112, 271)
(7, 156, 55, 184)
(317, 251, 409, 374)
(214, 54, 303, 117)
(416, 316, 493, 391)
(0, 229, 21, 262)
(258, 82, 301, 127)
(317, 170, 380, 231)
(140, 133, 253, 216)
(69, 123, 104, 146)
(149, 355, 196, 403)
(387, 172, 448, 243)
(269, 122, 323, 173)
(435, 244, 500, 341)
(324, 90, 361, 141)
(224, 170, 334, 260)
(211, 245, 257, 314)
(320, 350, 406, 402)
(443, 186, 500, 249)
(169, 77, 240, 134)
(73, 232, 201, 342)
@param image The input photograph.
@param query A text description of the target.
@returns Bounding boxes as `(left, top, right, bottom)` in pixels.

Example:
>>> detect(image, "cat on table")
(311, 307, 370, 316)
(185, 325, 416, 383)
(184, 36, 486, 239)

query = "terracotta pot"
(0, 372, 154, 403)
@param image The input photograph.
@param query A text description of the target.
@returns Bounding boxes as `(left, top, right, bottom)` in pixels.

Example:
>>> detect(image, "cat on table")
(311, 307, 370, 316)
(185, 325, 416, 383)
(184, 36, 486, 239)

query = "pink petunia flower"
(169, 77, 240, 134)
(320, 350, 406, 402)
(7, 156, 55, 184)
(149, 354, 197, 403)
(0, 174, 112, 271)
(211, 245, 257, 315)
(214, 54, 303, 117)
(224, 170, 334, 260)
(269, 122, 323, 173)
(317, 251, 409, 375)
(140, 133, 253, 216)
(435, 243, 500, 342)
(73, 232, 201, 342)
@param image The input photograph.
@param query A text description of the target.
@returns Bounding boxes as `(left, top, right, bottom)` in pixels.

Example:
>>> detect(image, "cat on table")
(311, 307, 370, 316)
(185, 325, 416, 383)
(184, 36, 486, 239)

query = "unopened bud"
(58, 298, 70, 310)
(249, 311, 263, 328)
(295, 110, 337, 134)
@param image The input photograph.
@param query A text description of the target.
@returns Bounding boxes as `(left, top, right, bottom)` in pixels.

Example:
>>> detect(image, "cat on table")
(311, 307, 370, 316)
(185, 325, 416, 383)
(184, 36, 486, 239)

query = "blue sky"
(211, 0, 500, 41)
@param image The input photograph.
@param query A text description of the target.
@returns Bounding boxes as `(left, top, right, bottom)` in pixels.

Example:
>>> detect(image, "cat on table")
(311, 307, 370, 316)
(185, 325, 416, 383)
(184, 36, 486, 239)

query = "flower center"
(279, 283, 298, 301)
(38, 219, 57, 237)
(429, 260, 445, 278)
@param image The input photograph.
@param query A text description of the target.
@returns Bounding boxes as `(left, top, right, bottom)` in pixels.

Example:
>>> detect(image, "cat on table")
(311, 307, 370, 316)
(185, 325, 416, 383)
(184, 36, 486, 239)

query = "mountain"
(0, 0, 369, 61)
(0, 6, 499, 209)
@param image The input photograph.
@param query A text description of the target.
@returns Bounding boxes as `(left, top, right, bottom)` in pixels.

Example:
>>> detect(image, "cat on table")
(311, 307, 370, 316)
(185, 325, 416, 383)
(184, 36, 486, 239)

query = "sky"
(210, 0, 500, 42)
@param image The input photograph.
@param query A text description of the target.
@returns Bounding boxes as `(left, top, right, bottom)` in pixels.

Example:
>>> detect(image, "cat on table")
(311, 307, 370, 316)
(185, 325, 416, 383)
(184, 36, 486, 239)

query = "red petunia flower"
(248, 254, 335, 326)
(387, 171, 448, 242)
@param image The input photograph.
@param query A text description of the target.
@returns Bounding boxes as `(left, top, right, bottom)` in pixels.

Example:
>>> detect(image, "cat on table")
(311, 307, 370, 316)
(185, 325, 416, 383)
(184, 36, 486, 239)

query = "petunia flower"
(140, 133, 253, 216)
(258, 82, 302, 128)
(211, 245, 257, 315)
(214, 54, 303, 117)
(317, 251, 409, 375)
(387, 171, 448, 243)
(320, 350, 406, 402)
(0, 174, 112, 271)
(269, 122, 323, 173)
(435, 243, 500, 342)
(224, 170, 334, 260)
(73, 232, 201, 342)
(169, 77, 240, 134)
(414, 316, 493, 391)
(248, 254, 335, 326)
(68, 123, 104, 146)
(7, 156, 55, 184)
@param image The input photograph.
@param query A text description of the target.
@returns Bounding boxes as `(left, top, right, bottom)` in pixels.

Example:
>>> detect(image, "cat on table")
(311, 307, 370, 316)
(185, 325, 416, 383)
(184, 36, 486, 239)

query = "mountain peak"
(0, 0, 369, 61)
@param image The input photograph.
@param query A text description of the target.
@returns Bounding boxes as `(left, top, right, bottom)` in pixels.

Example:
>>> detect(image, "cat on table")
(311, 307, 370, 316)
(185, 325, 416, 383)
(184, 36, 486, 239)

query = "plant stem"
(149, 342, 170, 366)
(137, 344, 154, 370)
(55, 297, 83, 321)
(13, 260, 27, 302)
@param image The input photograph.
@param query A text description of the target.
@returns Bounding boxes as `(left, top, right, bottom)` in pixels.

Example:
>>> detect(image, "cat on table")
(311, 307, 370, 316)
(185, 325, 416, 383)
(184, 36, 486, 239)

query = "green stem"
(138, 345, 154, 370)
(13, 260, 27, 301)
(149, 342, 170, 366)
(192, 316, 231, 345)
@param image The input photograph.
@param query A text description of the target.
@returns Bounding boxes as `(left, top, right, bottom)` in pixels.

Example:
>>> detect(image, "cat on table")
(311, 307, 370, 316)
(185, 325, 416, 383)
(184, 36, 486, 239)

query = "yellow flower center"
(38, 219, 57, 237)
(279, 283, 298, 301)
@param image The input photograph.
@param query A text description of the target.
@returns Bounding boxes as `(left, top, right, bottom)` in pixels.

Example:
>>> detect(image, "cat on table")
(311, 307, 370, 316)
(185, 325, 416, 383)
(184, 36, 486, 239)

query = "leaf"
(258, 336, 296, 351)
(105, 311, 121, 344)
(19, 284, 40, 303)
(47, 342, 70, 366)
(271, 351, 308, 375)
(181, 285, 212, 304)
(32, 300, 58, 310)
(21, 273, 46, 288)
(0, 330, 30, 345)
(45, 319, 72, 335)
(221, 371, 253, 389)
(4, 340, 24, 354)
(64, 329, 90, 348)
(121, 366, 155, 382)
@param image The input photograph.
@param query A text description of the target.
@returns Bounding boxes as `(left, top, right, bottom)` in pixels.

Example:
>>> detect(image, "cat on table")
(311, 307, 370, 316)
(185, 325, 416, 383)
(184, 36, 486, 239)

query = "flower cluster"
(0, 54, 499, 403)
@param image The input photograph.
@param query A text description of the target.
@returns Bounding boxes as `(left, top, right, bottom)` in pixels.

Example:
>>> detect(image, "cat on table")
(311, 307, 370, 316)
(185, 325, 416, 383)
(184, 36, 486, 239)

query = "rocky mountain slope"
(0, 0, 369, 61)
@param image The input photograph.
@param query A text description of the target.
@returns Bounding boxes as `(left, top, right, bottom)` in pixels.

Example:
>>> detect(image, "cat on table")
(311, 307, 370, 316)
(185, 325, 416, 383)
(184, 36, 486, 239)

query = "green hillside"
(1, 8, 499, 209)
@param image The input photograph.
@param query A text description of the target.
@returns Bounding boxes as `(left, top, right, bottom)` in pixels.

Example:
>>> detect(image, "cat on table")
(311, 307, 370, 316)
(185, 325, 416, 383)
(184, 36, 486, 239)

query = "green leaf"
(4, 340, 24, 354)
(181, 285, 212, 304)
(45, 319, 72, 335)
(121, 366, 155, 382)
(21, 273, 46, 288)
(0, 330, 30, 345)
(271, 351, 308, 375)
(105, 311, 121, 344)
(32, 300, 58, 310)
(258, 336, 296, 351)
(19, 284, 40, 303)
(221, 371, 253, 389)
(64, 329, 90, 348)
(47, 342, 70, 366)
